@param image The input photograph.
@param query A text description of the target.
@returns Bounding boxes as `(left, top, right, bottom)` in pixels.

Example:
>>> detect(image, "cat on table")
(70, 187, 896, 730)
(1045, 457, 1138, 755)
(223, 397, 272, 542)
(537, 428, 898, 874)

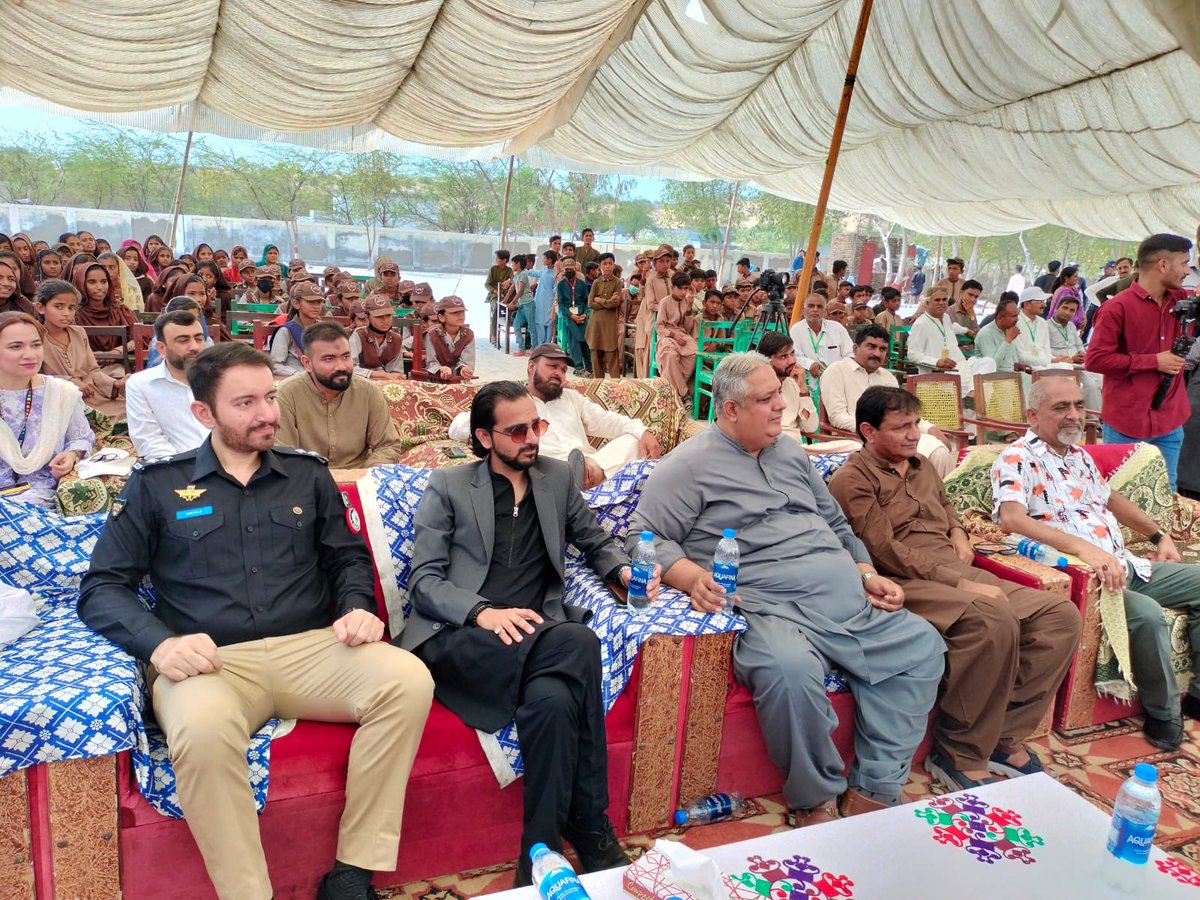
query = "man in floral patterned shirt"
(991, 377, 1200, 751)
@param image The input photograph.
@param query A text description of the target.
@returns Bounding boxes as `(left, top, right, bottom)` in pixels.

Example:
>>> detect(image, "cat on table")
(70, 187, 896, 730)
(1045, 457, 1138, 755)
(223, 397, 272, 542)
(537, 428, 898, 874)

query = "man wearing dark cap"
(449, 344, 661, 489)
(349, 295, 406, 381)
(424, 296, 475, 379)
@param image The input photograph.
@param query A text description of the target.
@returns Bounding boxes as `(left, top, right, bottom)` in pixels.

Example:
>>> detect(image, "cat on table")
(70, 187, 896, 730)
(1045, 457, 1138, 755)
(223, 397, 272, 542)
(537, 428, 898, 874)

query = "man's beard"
(1058, 424, 1083, 447)
(165, 349, 200, 372)
(213, 412, 276, 453)
(772, 362, 794, 379)
(493, 442, 538, 471)
(315, 369, 353, 392)
(532, 371, 564, 400)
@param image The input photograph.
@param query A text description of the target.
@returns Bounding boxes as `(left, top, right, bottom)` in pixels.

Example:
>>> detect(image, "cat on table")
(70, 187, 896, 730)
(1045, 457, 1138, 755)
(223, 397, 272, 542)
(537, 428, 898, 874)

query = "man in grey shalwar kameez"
(628, 353, 945, 825)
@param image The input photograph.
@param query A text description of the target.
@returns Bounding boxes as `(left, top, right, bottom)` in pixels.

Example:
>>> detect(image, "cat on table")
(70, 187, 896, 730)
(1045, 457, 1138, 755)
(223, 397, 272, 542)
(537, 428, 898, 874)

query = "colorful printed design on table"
(913, 793, 1044, 865)
(1157, 857, 1200, 886)
(730, 853, 855, 898)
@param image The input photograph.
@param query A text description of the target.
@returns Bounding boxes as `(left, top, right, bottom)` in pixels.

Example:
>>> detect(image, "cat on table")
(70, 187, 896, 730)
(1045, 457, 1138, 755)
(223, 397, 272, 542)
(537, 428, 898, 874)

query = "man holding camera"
(1085, 233, 1194, 490)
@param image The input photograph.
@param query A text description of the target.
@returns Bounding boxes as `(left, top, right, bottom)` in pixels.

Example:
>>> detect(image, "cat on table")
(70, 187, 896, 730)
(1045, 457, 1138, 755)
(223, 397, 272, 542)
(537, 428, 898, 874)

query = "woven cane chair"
(972, 372, 1027, 442)
(903, 373, 972, 452)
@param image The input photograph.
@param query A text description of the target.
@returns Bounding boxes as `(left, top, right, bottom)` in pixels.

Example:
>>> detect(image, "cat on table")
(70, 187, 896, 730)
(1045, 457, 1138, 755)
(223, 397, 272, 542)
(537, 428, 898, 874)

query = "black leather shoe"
(1181, 693, 1200, 721)
(1144, 714, 1185, 751)
(563, 816, 631, 873)
(316, 863, 377, 900)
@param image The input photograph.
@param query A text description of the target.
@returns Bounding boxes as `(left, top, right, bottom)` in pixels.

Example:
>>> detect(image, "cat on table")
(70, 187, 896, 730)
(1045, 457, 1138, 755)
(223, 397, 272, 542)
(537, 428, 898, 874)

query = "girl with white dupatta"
(0, 312, 94, 509)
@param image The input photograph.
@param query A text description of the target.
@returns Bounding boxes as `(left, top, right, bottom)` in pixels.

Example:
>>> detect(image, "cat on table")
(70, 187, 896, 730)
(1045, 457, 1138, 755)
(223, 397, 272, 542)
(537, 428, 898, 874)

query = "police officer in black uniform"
(79, 341, 433, 900)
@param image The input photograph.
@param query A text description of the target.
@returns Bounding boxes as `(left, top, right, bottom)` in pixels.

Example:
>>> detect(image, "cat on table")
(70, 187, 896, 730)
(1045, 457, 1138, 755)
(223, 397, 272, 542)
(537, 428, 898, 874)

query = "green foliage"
(0, 126, 1139, 276)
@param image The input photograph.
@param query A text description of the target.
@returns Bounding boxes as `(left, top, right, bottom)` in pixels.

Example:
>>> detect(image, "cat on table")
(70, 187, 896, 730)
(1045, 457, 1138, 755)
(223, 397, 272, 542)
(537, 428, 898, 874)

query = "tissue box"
(623, 849, 760, 900)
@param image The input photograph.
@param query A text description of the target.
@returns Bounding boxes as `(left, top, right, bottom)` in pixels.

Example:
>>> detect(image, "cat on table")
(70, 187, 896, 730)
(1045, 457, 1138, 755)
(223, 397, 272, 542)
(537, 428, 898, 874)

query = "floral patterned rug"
(377, 715, 1200, 898)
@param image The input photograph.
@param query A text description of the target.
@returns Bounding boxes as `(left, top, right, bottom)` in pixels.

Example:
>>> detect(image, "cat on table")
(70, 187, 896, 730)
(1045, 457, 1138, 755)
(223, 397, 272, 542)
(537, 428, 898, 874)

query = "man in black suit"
(400, 381, 658, 886)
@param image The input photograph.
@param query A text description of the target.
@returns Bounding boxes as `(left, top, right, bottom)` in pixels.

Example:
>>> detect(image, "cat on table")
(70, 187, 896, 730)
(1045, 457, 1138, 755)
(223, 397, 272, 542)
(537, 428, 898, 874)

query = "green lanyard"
(1052, 322, 1071, 347)
(1021, 316, 1039, 343)
(930, 316, 947, 346)
(807, 327, 824, 358)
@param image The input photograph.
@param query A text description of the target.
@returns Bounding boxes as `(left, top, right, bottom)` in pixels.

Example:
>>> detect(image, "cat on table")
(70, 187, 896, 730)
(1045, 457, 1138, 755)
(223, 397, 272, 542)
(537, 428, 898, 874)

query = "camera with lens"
(1150, 296, 1200, 409)
(756, 269, 789, 305)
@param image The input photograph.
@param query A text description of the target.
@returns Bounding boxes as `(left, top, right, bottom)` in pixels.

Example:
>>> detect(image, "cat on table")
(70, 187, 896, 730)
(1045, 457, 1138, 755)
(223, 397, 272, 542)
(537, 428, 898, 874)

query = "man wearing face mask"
(274, 322, 403, 468)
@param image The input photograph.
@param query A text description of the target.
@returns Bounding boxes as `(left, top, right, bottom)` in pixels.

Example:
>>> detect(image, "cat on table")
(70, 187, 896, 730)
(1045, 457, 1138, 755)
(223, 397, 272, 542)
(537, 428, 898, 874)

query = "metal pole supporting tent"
(790, 0, 876, 327)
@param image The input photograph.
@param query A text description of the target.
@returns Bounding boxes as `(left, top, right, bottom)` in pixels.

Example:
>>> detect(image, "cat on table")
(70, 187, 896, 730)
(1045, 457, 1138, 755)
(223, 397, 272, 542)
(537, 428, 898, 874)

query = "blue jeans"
(1102, 424, 1184, 491)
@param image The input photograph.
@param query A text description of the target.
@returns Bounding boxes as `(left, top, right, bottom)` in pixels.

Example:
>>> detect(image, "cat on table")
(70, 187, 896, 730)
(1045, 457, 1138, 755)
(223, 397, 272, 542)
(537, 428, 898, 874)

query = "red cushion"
(1081, 443, 1136, 479)
(119, 684, 637, 829)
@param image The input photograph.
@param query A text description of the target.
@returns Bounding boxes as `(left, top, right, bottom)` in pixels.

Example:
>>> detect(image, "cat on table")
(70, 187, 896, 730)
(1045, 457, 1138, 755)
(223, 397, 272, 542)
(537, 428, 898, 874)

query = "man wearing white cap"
(1013, 287, 1054, 370)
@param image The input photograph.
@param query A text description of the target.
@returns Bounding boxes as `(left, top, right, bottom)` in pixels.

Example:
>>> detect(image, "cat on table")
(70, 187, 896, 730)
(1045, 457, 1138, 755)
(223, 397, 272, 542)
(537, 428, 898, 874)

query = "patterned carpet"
(378, 715, 1200, 898)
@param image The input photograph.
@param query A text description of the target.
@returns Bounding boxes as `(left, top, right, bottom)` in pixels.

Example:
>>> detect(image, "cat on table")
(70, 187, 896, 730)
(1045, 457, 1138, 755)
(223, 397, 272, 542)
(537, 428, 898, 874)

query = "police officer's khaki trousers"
(151, 627, 434, 900)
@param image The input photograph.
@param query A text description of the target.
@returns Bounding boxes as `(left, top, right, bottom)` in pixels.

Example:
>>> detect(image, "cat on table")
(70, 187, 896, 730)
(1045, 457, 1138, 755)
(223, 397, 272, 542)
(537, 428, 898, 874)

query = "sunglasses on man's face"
(490, 418, 550, 441)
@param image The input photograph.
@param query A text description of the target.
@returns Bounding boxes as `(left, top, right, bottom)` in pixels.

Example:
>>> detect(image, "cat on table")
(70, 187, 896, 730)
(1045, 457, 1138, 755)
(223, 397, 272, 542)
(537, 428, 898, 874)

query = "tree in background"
(660, 180, 743, 246)
(329, 150, 404, 257)
(198, 143, 331, 252)
(0, 132, 66, 205)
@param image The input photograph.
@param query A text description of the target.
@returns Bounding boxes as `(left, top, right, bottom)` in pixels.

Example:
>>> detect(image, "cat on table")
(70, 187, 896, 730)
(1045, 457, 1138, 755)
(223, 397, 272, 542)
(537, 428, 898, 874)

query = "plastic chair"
(692, 320, 736, 420)
(888, 325, 912, 371)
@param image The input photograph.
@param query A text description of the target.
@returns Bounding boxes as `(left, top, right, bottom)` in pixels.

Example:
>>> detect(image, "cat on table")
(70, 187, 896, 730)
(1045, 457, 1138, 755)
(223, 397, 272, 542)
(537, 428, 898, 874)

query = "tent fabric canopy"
(2, 0, 1198, 239)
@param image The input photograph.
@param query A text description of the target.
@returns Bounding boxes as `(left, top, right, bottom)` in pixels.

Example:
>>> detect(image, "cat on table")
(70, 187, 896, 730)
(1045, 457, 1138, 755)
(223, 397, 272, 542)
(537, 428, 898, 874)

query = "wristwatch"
(861, 570, 876, 584)
(1149, 530, 1165, 546)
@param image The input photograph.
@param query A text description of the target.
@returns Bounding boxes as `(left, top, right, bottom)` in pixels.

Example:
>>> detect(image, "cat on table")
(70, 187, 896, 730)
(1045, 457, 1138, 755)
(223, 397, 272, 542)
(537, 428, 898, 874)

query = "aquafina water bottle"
(712, 528, 739, 596)
(627, 531, 656, 617)
(1102, 762, 1161, 891)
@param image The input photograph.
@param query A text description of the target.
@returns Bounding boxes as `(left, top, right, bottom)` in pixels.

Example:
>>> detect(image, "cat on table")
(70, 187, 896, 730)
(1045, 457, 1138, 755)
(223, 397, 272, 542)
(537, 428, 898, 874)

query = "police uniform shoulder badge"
(110, 500, 125, 518)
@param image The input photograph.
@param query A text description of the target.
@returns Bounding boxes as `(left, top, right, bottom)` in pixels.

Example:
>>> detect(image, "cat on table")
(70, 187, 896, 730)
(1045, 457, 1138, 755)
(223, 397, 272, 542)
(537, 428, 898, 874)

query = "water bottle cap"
(722, 528, 736, 539)
(640, 530, 653, 542)
(530, 842, 549, 858)
(1134, 762, 1158, 782)
(673, 809, 687, 825)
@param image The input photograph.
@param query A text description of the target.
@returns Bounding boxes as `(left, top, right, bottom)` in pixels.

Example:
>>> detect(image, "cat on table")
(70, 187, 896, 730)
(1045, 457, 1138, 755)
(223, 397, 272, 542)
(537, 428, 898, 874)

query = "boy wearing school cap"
(349, 295, 406, 381)
(424, 296, 475, 380)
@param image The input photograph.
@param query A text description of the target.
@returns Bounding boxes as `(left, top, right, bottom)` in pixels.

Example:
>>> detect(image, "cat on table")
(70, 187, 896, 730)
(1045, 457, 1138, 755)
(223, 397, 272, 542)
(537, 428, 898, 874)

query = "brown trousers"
(898, 560, 1080, 770)
(591, 348, 621, 378)
(151, 628, 434, 900)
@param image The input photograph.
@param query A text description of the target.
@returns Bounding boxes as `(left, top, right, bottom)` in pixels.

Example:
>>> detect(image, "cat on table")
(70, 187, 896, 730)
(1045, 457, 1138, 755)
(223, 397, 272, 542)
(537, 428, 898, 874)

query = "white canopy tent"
(1, 0, 1198, 239)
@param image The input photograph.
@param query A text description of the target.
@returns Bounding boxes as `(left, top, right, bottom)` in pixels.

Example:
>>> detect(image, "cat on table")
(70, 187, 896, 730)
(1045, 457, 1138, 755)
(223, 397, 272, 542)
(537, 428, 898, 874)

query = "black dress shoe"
(316, 863, 378, 900)
(1144, 714, 1185, 751)
(1181, 693, 1200, 721)
(563, 816, 631, 873)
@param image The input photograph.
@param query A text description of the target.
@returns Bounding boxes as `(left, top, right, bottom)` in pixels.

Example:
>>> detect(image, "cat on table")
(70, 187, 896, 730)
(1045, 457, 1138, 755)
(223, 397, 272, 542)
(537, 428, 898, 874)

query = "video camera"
(756, 269, 789, 305)
(1150, 296, 1200, 409)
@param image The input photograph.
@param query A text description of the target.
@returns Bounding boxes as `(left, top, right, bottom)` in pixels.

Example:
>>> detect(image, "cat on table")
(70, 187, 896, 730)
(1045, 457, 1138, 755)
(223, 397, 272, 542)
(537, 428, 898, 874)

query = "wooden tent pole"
(499, 155, 515, 249)
(167, 130, 195, 251)
(718, 180, 741, 282)
(789, 0, 876, 326)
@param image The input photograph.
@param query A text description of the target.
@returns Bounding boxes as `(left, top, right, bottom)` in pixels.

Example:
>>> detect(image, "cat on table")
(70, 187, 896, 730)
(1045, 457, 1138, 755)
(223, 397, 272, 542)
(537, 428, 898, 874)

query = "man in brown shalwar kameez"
(828, 386, 1080, 794)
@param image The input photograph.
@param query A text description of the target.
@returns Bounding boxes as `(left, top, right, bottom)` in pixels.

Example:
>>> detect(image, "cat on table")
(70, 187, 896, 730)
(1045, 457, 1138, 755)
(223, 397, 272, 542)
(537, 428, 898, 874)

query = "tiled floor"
(378, 715, 1200, 898)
